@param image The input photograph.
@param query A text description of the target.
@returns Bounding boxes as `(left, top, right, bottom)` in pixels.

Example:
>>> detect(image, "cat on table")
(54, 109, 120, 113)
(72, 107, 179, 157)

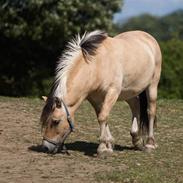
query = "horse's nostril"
(42, 146, 49, 153)
(42, 140, 57, 153)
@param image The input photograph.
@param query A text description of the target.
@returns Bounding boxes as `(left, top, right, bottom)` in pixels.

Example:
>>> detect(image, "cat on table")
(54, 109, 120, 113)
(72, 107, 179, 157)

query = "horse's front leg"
(97, 89, 119, 155)
(97, 123, 114, 154)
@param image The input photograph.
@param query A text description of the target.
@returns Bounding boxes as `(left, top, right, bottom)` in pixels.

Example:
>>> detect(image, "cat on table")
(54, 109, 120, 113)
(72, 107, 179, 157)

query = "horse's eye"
(52, 120, 60, 126)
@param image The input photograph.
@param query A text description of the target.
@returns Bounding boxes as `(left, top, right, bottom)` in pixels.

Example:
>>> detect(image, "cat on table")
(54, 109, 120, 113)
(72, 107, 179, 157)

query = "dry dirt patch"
(0, 97, 124, 183)
(0, 97, 183, 183)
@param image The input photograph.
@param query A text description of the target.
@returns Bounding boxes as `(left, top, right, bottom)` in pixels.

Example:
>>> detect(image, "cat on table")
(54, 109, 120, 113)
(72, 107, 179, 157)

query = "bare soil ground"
(0, 97, 183, 183)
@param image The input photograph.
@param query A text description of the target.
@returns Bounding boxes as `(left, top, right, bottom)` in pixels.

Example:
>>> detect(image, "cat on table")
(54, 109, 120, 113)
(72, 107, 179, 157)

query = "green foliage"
(0, 0, 122, 96)
(118, 10, 183, 41)
(159, 39, 183, 99)
(1, 2, 182, 99)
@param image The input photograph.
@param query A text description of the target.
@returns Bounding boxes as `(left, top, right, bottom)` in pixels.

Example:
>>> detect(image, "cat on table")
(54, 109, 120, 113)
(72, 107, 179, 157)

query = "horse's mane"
(79, 30, 107, 58)
(51, 30, 107, 98)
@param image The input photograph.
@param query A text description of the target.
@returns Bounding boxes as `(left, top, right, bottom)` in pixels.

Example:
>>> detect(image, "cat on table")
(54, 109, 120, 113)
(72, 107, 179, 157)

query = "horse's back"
(114, 30, 158, 45)
(114, 30, 162, 65)
(96, 31, 162, 100)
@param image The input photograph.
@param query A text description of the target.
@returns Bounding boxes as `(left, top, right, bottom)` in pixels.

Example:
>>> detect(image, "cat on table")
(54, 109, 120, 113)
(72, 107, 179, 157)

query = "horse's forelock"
(40, 97, 58, 128)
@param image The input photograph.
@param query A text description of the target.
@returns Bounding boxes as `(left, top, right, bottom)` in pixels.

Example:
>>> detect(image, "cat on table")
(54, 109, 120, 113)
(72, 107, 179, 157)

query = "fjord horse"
(40, 30, 162, 154)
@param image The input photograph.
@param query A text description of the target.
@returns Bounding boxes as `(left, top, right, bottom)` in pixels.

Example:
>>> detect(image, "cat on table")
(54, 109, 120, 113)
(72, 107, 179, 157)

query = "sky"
(114, 0, 183, 23)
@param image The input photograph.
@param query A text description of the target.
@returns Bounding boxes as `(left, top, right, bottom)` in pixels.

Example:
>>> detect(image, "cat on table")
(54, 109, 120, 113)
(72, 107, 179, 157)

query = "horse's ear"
(42, 96, 47, 102)
(55, 97, 62, 108)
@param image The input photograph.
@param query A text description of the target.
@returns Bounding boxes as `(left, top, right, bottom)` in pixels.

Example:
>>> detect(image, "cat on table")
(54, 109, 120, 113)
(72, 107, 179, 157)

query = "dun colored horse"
(40, 30, 162, 154)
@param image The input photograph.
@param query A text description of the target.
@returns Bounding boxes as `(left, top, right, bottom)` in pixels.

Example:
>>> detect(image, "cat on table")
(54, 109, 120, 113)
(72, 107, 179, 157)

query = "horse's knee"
(98, 112, 108, 123)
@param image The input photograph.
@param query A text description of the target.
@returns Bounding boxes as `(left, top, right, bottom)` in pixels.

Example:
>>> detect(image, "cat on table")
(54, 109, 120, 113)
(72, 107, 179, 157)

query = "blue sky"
(114, 0, 183, 22)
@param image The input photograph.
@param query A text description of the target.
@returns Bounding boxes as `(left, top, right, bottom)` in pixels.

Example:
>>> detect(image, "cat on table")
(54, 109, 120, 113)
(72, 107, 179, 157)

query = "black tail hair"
(79, 30, 107, 59)
(139, 90, 149, 134)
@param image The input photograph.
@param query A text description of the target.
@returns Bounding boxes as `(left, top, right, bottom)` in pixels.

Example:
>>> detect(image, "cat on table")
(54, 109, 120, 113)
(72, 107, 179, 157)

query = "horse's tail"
(139, 91, 149, 135)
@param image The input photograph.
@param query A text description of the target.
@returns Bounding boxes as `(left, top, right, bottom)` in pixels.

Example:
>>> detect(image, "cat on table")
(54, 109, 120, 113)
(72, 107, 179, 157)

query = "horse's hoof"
(132, 138, 144, 151)
(97, 143, 113, 156)
(134, 144, 144, 151)
(144, 137, 158, 152)
(97, 149, 113, 158)
(144, 144, 158, 153)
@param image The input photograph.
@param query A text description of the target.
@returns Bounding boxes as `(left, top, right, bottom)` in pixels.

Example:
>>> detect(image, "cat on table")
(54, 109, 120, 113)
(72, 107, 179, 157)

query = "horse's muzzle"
(42, 129, 71, 154)
(42, 139, 60, 154)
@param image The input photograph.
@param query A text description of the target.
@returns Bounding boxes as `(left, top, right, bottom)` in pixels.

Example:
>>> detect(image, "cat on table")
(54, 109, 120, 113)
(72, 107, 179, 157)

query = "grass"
(0, 96, 183, 183)
(93, 99, 183, 183)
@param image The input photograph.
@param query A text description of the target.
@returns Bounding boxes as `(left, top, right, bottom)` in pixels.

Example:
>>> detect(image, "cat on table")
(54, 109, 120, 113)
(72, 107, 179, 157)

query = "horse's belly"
(118, 87, 145, 100)
(118, 59, 155, 100)
(118, 71, 154, 100)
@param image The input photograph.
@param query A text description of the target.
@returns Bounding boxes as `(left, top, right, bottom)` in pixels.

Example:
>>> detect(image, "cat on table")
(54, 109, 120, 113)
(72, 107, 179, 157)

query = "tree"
(159, 39, 183, 99)
(117, 10, 183, 41)
(0, 0, 122, 96)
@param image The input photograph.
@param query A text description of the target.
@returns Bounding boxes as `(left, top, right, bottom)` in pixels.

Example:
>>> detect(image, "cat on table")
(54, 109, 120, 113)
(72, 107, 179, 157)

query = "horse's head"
(40, 96, 74, 154)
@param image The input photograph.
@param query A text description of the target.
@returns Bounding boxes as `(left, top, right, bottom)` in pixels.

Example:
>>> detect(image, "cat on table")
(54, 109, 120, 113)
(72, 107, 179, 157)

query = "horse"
(40, 30, 162, 154)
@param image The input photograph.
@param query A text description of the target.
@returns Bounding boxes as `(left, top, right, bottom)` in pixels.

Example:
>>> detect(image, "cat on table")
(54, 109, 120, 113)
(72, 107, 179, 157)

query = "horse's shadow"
(28, 141, 136, 157)
(66, 141, 135, 156)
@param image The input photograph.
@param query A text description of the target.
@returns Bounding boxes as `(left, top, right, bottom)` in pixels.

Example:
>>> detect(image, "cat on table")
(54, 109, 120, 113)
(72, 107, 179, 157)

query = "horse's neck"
(64, 57, 92, 113)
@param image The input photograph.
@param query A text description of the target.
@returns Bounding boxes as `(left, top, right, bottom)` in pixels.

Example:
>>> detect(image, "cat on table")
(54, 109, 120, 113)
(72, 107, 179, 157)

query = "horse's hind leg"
(145, 83, 159, 151)
(126, 97, 143, 149)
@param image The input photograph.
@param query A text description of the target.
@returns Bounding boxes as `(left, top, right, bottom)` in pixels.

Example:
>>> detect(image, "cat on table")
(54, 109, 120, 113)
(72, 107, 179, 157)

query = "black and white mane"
(52, 30, 107, 98)
(41, 30, 107, 126)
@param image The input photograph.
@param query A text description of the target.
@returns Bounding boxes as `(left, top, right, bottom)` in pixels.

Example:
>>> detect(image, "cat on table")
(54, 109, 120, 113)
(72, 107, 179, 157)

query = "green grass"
(0, 97, 183, 183)
(93, 99, 183, 183)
